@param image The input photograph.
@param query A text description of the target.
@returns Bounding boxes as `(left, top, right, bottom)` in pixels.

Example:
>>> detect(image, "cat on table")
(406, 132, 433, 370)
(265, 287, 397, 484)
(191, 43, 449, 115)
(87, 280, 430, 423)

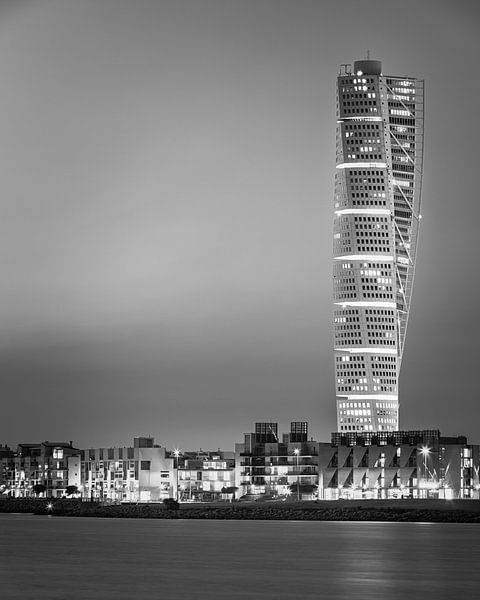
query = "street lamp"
(420, 446, 430, 498)
(173, 448, 181, 501)
(420, 446, 430, 476)
(293, 448, 300, 501)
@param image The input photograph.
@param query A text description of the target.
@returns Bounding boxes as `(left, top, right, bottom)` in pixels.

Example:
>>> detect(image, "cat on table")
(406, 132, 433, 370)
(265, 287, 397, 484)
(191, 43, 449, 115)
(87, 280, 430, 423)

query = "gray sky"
(1, 0, 479, 450)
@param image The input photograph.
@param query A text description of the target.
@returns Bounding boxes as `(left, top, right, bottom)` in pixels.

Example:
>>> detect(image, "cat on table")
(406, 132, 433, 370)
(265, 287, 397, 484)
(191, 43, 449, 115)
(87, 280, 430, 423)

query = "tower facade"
(334, 59, 424, 432)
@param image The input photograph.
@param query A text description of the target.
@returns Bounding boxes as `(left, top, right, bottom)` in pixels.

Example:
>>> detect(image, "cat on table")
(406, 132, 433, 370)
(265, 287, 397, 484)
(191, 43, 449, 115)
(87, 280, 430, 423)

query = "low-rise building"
(1, 441, 80, 498)
(0, 445, 15, 494)
(69, 437, 174, 502)
(318, 430, 480, 500)
(175, 450, 235, 502)
(236, 422, 319, 500)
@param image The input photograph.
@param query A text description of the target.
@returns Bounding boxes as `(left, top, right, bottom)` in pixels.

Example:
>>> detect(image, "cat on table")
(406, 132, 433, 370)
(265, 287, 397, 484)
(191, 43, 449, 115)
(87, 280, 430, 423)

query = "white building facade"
(68, 437, 174, 502)
(334, 58, 424, 432)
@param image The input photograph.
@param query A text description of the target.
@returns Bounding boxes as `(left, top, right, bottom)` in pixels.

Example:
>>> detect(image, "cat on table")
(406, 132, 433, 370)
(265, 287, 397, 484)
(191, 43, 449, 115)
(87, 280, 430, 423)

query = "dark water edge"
(1, 514, 480, 600)
(3, 497, 480, 522)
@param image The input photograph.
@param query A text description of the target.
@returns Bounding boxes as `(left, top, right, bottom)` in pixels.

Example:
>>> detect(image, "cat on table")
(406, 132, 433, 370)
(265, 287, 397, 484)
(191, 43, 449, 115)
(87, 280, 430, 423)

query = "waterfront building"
(318, 430, 480, 500)
(0, 445, 15, 494)
(69, 437, 174, 502)
(175, 450, 236, 502)
(0, 441, 80, 498)
(235, 422, 319, 500)
(334, 58, 424, 432)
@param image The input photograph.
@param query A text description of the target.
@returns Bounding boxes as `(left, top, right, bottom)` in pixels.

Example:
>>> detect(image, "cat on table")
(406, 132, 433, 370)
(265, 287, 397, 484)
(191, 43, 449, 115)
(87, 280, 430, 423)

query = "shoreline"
(2, 498, 480, 523)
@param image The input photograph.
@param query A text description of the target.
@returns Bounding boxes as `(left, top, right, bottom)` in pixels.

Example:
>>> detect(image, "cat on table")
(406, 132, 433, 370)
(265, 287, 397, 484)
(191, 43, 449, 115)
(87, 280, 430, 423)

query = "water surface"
(1, 514, 479, 599)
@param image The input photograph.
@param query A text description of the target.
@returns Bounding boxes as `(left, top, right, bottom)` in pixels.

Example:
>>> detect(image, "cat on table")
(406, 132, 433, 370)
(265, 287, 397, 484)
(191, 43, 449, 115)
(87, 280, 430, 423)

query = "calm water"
(1, 514, 480, 599)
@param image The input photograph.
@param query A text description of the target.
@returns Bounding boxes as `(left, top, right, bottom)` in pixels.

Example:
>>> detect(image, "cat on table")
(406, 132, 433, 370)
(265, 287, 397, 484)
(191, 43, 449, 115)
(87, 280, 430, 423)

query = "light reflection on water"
(1, 514, 479, 599)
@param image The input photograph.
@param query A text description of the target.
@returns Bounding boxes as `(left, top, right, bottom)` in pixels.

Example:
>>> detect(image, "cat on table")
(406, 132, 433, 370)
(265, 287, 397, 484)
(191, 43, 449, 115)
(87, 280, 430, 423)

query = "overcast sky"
(1, 0, 479, 450)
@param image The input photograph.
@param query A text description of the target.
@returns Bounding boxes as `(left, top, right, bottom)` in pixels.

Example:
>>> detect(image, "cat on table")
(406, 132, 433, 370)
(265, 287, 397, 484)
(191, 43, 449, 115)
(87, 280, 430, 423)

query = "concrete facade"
(70, 437, 174, 502)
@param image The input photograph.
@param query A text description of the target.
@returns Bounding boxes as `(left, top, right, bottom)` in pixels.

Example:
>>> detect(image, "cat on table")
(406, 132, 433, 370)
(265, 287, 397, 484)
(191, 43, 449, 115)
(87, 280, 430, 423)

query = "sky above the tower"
(1, 0, 479, 450)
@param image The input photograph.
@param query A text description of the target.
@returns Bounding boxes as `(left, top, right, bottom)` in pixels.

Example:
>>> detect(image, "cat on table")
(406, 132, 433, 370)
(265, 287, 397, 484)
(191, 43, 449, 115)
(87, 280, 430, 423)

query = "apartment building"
(68, 437, 174, 502)
(235, 422, 319, 500)
(175, 450, 235, 502)
(318, 430, 480, 500)
(1, 441, 80, 498)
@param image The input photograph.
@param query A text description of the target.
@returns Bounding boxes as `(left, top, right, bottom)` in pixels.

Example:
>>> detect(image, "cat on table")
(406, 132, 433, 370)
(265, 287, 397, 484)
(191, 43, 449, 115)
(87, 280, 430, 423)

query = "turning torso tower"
(333, 58, 424, 433)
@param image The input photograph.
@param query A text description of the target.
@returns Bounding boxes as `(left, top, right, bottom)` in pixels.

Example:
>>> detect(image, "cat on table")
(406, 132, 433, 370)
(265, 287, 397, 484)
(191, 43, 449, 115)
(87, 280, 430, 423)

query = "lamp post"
(173, 448, 181, 501)
(294, 448, 300, 501)
(420, 446, 430, 498)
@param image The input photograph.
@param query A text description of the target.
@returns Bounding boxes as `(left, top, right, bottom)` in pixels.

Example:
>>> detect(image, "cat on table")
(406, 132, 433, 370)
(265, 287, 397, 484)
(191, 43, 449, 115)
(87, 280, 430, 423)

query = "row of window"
(338, 377, 368, 384)
(372, 371, 397, 378)
(357, 245, 391, 252)
(339, 263, 392, 271)
(349, 176, 385, 184)
(344, 100, 378, 108)
(390, 116, 416, 127)
(393, 163, 415, 174)
(343, 108, 379, 116)
(341, 90, 377, 101)
(346, 153, 382, 161)
(334, 308, 395, 323)
(352, 199, 388, 207)
(350, 192, 387, 199)
(340, 425, 376, 431)
(350, 186, 386, 192)
(340, 409, 372, 417)
(336, 323, 397, 332)
(340, 77, 376, 85)
(361, 278, 392, 284)
(363, 293, 393, 299)
(336, 367, 366, 374)
(356, 231, 390, 237)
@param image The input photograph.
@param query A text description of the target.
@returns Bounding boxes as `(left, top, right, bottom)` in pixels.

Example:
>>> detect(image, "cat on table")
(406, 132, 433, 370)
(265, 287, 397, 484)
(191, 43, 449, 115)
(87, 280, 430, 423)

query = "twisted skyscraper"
(334, 59, 424, 432)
